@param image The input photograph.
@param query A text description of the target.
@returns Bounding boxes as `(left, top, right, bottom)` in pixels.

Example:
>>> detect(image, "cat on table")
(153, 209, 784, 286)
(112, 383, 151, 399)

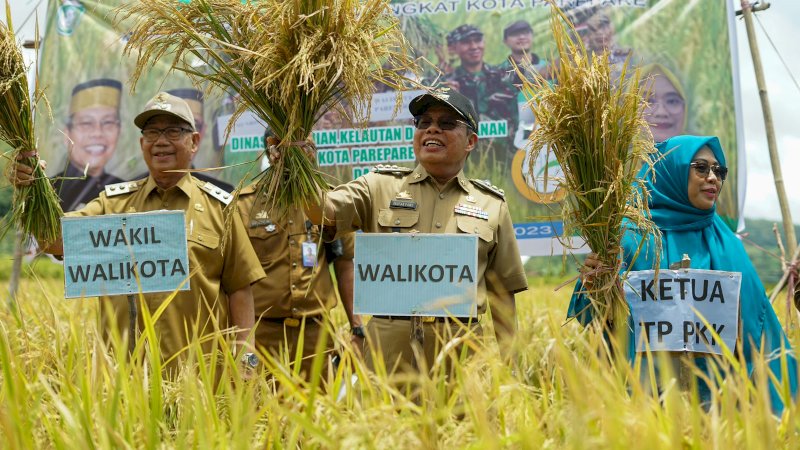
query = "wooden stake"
(740, 1, 797, 258)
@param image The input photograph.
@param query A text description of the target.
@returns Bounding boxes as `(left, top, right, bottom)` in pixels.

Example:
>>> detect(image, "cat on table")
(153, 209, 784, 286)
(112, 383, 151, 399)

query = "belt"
(373, 315, 476, 324)
(260, 316, 320, 327)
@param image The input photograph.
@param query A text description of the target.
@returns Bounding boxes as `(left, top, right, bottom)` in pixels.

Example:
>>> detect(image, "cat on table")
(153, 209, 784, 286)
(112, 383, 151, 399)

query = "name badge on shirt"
(390, 199, 417, 210)
(301, 241, 317, 267)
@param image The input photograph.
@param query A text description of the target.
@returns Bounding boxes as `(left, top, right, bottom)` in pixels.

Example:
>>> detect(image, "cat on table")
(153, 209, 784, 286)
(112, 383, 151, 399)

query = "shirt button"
(290, 240, 296, 245)
(292, 307, 298, 313)
(435, 222, 442, 228)
(288, 219, 294, 225)
(292, 262, 297, 268)
(474, 227, 479, 233)
(438, 193, 445, 199)
(394, 219, 400, 225)
(198, 236, 203, 241)
(291, 285, 296, 290)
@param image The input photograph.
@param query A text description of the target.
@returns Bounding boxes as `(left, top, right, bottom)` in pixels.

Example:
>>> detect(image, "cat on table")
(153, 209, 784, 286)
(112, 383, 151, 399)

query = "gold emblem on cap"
(154, 93, 171, 111)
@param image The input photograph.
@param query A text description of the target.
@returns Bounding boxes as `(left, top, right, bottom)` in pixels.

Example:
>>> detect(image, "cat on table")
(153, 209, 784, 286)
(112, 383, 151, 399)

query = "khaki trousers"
(255, 317, 333, 381)
(364, 317, 482, 375)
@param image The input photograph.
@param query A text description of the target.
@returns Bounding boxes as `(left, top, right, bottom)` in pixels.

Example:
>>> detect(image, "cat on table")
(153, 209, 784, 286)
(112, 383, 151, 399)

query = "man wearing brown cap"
(445, 24, 516, 124)
(53, 78, 124, 211)
(302, 88, 528, 375)
(11, 92, 265, 376)
(133, 88, 234, 192)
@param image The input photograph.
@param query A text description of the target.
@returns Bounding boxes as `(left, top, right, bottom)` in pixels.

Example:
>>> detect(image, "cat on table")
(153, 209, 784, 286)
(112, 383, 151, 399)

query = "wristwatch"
(351, 326, 366, 338)
(241, 352, 259, 369)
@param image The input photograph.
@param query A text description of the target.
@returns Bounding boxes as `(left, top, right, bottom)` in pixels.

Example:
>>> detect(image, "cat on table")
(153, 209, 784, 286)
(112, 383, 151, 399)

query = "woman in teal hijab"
(568, 135, 797, 413)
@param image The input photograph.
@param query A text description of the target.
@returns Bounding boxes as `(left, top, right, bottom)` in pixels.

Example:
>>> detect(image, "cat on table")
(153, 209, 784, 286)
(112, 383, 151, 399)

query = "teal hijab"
(569, 135, 797, 413)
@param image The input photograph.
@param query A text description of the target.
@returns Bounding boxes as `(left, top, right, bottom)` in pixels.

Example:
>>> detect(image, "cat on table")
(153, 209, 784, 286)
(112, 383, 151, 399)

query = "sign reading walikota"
(354, 233, 478, 317)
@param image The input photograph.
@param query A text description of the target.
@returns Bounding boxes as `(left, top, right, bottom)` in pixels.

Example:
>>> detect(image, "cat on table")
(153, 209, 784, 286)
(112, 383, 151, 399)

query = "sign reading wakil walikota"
(61, 211, 190, 298)
(624, 269, 742, 355)
(354, 234, 478, 317)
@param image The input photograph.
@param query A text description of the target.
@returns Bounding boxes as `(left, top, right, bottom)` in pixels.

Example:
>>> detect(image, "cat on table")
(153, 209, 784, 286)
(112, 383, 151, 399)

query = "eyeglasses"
(141, 127, 193, 142)
(413, 116, 471, 131)
(690, 161, 728, 182)
(72, 119, 120, 133)
(646, 93, 685, 114)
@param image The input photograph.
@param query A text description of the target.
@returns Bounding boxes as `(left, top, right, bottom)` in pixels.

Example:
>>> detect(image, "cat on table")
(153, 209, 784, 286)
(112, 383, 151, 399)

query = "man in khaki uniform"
(12, 92, 265, 375)
(237, 186, 358, 378)
(305, 88, 528, 374)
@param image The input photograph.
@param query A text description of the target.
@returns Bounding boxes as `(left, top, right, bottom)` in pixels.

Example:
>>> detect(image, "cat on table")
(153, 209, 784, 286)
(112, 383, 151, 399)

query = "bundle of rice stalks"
(119, 0, 419, 212)
(519, 5, 658, 328)
(0, 13, 61, 245)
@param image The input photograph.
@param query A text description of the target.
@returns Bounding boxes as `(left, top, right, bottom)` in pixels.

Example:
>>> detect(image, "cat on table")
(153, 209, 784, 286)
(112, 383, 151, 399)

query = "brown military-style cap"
(133, 92, 196, 131)
(409, 87, 479, 132)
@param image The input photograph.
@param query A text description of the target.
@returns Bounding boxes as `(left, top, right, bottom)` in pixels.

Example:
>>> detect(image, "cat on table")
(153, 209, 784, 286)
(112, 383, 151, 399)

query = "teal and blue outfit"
(568, 135, 797, 413)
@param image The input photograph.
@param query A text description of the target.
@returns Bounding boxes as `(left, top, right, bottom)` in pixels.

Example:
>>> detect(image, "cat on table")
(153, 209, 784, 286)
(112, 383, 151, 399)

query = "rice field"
(1, 261, 799, 449)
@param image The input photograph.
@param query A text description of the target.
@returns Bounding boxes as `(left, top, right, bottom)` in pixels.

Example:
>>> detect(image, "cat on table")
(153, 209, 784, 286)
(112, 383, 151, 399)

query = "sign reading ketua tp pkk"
(624, 269, 742, 355)
(61, 211, 190, 298)
(354, 234, 478, 317)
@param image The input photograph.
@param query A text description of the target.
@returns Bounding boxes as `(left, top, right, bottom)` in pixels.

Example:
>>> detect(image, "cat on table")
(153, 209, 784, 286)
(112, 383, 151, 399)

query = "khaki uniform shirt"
(237, 184, 354, 318)
(67, 174, 265, 367)
(326, 165, 528, 313)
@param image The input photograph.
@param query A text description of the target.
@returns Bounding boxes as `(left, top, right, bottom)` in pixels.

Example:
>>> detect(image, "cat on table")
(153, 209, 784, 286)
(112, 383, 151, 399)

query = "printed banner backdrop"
(35, 0, 744, 255)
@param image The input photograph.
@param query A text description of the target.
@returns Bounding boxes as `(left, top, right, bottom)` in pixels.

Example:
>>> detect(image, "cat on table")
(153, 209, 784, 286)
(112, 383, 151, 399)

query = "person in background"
(498, 21, 547, 86)
(54, 78, 124, 211)
(237, 156, 359, 380)
(641, 63, 688, 144)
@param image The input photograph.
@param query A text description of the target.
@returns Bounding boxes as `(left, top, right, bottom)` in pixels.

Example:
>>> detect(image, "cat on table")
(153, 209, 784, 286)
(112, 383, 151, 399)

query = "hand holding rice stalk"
(0, 13, 62, 245)
(119, 0, 419, 212)
(519, 5, 658, 328)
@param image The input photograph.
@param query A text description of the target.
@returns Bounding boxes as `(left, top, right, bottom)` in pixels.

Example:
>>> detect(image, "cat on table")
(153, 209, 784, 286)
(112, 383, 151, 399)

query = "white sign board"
(354, 233, 478, 317)
(624, 269, 742, 355)
(61, 211, 190, 298)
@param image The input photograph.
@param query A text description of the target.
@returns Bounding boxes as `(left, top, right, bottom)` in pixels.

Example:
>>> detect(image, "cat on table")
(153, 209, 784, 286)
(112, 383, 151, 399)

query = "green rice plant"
(118, 0, 420, 213)
(519, 3, 658, 332)
(0, 5, 62, 245)
(1, 272, 800, 447)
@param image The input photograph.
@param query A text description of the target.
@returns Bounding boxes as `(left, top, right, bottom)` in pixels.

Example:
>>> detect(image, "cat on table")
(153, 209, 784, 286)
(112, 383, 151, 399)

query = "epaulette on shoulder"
(373, 164, 413, 176)
(470, 179, 505, 200)
(105, 181, 141, 197)
(200, 181, 234, 205)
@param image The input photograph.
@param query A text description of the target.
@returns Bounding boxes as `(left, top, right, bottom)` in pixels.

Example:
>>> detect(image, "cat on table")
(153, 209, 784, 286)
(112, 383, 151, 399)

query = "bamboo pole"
(739, 1, 797, 259)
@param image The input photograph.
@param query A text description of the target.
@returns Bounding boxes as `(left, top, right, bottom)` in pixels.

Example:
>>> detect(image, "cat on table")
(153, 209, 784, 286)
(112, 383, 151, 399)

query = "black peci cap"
(503, 20, 532, 39)
(409, 87, 478, 132)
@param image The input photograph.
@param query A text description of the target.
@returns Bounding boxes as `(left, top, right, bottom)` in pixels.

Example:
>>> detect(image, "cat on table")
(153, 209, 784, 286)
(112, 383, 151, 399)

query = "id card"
(301, 241, 317, 267)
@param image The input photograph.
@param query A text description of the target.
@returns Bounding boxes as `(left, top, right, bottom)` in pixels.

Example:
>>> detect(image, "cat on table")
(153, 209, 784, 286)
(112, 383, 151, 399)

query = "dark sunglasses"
(413, 115, 471, 131)
(690, 161, 728, 182)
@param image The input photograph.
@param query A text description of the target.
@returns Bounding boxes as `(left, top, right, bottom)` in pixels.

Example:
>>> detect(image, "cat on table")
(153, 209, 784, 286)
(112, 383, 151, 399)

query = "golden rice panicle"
(0, 15, 62, 245)
(519, 3, 658, 328)
(119, 0, 420, 212)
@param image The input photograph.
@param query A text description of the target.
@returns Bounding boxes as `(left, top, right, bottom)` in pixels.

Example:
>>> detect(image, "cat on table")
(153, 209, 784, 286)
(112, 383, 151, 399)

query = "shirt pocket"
(456, 216, 495, 260)
(377, 208, 420, 231)
(187, 229, 222, 274)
